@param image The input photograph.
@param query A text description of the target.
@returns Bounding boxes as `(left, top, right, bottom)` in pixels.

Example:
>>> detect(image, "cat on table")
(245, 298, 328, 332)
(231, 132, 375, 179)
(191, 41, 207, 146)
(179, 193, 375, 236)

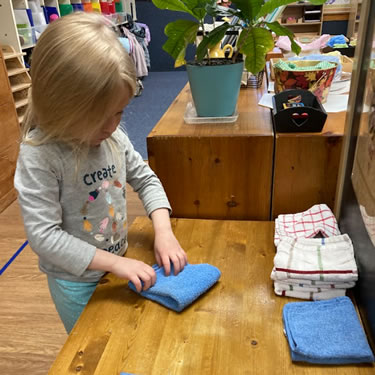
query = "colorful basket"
(274, 60, 337, 103)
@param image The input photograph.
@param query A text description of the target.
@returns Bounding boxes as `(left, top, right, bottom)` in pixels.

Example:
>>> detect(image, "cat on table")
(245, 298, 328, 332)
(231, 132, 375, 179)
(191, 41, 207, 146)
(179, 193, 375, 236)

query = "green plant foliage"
(238, 27, 274, 73)
(163, 20, 200, 67)
(152, 0, 327, 73)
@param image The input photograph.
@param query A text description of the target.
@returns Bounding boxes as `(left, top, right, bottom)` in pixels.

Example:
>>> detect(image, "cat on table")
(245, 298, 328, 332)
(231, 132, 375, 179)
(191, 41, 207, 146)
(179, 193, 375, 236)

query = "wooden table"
(147, 83, 274, 221)
(49, 217, 374, 375)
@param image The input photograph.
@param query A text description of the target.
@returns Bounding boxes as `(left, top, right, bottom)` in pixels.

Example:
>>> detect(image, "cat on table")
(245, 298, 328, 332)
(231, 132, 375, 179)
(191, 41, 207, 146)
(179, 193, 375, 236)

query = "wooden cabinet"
(0, 47, 21, 213)
(147, 84, 274, 221)
(271, 112, 345, 219)
(147, 80, 346, 221)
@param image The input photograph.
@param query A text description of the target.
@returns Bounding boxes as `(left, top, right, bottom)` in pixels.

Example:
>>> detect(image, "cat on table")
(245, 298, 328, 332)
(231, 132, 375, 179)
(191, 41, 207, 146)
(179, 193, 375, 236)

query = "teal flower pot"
(186, 60, 244, 118)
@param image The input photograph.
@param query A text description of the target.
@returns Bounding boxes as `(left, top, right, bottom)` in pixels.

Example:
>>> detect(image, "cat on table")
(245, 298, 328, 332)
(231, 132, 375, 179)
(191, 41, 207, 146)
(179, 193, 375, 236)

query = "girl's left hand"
(154, 229, 188, 276)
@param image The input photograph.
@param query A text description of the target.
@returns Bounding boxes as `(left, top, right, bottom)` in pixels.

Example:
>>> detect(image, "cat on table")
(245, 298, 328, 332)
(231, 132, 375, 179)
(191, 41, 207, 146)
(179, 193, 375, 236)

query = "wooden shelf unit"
(2, 45, 31, 125)
(348, 0, 362, 38)
(279, 2, 323, 36)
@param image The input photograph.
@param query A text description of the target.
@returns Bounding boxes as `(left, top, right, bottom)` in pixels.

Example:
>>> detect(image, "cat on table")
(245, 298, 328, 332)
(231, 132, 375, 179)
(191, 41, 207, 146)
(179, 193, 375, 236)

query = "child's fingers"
(170, 255, 182, 275)
(141, 268, 156, 290)
(162, 255, 171, 276)
(130, 276, 142, 293)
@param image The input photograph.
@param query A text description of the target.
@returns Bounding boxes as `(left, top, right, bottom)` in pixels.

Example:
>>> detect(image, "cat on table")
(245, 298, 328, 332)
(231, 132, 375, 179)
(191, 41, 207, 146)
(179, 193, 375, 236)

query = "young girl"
(14, 12, 187, 334)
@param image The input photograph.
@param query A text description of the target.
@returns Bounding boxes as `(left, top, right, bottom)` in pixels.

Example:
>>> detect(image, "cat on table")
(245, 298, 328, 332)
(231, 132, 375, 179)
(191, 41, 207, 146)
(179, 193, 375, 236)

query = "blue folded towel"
(128, 263, 221, 312)
(327, 35, 348, 48)
(283, 296, 374, 364)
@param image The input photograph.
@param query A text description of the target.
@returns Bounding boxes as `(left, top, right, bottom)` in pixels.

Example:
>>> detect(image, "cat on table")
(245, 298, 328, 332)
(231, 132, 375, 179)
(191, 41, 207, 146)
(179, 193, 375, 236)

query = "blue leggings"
(47, 276, 98, 334)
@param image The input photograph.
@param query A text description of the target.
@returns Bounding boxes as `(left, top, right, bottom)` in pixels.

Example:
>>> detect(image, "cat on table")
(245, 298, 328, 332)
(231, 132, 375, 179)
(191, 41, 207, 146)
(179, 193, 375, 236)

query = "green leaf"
(152, 0, 192, 15)
(230, 0, 263, 22)
(238, 27, 274, 74)
(265, 21, 301, 55)
(196, 22, 231, 61)
(256, 0, 325, 20)
(186, 0, 207, 19)
(163, 20, 200, 67)
(152, 0, 207, 20)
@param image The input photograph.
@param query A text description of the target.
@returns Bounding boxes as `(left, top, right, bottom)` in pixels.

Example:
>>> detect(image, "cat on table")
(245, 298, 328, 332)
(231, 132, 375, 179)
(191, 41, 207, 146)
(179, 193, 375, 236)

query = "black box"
(322, 45, 355, 58)
(272, 89, 327, 133)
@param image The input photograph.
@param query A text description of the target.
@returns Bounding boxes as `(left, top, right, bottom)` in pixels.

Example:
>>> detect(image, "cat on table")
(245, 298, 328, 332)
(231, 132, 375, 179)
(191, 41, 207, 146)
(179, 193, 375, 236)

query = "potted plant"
(152, 0, 326, 117)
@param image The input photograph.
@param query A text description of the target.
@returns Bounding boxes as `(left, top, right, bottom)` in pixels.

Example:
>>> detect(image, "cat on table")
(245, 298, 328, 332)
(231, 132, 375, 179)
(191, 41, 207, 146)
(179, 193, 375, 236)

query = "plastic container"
(59, 3, 74, 16)
(34, 24, 47, 41)
(115, 2, 123, 12)
(72, 3, 84, 11)
(184, 102, 238, 124)
(272, 89, 327, 133)
(274, 60, 337, 103)
(83, 2, 93, 12)
(92, 2, 101, 13)
(100, 2, 110, 14)
(17, 27, 36, 48)
(108, 1, 115, 13)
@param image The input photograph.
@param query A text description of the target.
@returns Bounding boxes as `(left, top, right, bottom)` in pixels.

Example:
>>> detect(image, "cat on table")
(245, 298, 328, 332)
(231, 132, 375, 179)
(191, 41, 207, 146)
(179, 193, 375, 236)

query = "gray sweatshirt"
(14, 128, 171, 282)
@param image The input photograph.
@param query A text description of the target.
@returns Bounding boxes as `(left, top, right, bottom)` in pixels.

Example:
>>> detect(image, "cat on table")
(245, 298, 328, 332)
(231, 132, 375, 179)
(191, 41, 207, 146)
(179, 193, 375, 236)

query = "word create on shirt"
(83, 165, 117, 186)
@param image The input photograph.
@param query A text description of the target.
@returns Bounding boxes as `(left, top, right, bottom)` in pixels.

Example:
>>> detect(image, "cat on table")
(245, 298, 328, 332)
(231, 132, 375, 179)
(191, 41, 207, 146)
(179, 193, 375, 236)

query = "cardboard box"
(341, 55, 353, 73)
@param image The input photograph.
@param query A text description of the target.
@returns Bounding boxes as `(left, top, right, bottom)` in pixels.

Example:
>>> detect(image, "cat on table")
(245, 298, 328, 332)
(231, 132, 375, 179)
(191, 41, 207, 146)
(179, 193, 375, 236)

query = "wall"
(322, 20, 348, 35)
(136, 0, 196, 71)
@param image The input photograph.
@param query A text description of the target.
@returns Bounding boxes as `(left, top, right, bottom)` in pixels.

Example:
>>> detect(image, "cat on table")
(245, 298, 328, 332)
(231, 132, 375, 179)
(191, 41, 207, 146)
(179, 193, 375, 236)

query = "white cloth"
(274, 204, 341, 246)
(274, 286, 346, 300)
(274, 280, 355, 293)
(271, 234, 358, 283)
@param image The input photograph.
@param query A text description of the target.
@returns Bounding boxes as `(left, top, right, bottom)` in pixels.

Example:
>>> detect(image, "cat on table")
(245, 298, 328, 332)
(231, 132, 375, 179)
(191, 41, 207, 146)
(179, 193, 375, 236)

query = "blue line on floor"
(0, 240, 28, 276)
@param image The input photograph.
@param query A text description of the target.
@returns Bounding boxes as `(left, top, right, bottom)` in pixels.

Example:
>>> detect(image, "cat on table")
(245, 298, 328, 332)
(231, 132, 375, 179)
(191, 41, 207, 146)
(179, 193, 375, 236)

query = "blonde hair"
(22, 12, 136, 150)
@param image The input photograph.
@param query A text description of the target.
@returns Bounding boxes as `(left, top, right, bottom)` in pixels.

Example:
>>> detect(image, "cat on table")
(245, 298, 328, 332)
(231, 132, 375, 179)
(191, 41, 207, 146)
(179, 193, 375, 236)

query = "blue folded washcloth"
(128, 263, 221, 312)
(283, 296, 374, 364)
(327, 35, 348, 48)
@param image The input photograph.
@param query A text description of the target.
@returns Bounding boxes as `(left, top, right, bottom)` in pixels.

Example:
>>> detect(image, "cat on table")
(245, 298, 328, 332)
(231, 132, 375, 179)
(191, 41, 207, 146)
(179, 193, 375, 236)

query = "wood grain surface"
(49, 217, 374, 375)
(0, 50, 20, 213)
(272, 125, 344, 218)
(147, 83, 274, 220)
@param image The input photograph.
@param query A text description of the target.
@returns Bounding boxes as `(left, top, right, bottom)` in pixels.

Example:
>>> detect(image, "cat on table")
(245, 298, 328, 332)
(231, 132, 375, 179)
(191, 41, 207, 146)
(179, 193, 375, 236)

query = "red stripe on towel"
(275, 267, 357, 275)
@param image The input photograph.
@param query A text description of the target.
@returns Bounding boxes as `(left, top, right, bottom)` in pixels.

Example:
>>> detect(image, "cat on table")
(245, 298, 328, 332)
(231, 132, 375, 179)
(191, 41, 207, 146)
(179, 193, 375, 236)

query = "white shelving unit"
(0, 0, 136, 57)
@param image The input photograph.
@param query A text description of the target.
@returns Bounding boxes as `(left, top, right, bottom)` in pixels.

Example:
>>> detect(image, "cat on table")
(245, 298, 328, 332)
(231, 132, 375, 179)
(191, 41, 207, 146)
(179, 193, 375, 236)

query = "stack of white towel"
(271, 204, 358, 300)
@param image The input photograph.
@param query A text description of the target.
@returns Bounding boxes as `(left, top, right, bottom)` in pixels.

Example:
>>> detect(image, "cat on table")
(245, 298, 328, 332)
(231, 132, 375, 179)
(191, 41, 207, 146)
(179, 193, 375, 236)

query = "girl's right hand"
(110, 257, 156, 292)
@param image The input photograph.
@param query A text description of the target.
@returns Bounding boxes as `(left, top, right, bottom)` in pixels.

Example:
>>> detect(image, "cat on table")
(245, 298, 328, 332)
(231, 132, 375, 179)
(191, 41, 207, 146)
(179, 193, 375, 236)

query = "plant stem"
(200, 19, 210, 63)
